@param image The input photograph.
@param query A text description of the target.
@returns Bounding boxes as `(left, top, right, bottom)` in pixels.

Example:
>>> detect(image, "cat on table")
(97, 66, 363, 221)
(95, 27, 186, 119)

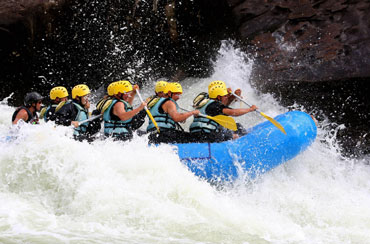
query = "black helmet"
(24, 92, 43, 106)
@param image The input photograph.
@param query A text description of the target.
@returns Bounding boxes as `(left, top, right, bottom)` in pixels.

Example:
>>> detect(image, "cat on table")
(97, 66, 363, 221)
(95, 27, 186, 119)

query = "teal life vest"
(189, 100, 220, 133)
(73, 102, 89, 136)
(146, 97, 179, 132)
(103, 99, 133, 137)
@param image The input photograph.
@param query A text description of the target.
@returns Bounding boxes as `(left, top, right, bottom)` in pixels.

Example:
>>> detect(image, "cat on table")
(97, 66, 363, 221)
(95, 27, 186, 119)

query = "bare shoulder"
(113, 100, 126, 114)
(13, 108, 29, 123)
(162, 99, 175, 112)
(18, 109, 29, 118)
(114, 101, 125, 108)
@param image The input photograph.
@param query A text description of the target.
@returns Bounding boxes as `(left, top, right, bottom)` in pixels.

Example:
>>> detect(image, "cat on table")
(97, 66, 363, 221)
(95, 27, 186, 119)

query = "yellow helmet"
(107, 82, 117, 96)
(209, 85, 228, 99)
(72, 84, 90, 99)
(50, 86, 68, 100)
(155, 80, 168, 93)
(114, 80, 133, 95)
(208, 80, 226, 90)
(164, 82, 182, 94)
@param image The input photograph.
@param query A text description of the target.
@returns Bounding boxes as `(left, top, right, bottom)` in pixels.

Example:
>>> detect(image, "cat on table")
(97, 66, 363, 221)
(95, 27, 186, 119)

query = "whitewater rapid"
(1, 42, 370, 244)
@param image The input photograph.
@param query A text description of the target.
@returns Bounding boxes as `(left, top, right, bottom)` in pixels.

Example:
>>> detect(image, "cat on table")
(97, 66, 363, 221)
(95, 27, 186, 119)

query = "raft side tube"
(176, 111, 317, 182)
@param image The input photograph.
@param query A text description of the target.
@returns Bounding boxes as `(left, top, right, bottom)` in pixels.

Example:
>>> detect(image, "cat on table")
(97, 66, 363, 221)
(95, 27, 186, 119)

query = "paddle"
(180, 107, 237, 131)
(39, 107, 47, 119)
(78, 114, 102, 125)
(135, 88, 160, 133)
(230, 92, 287, 135)
(40, 101, 66, 119)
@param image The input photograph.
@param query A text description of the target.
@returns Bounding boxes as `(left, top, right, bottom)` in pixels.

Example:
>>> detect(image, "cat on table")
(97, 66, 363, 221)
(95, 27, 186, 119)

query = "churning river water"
(1, 43, 369, 244)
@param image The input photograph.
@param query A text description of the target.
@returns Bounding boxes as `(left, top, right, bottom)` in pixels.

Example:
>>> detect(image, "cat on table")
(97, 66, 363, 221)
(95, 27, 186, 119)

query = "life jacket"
(189, 100, 221, 134)
(73, 102, 89, 136)
(42, 104, 57, 122)
(55, 100, 68, 112)
(41, 100, 68, 122)
(103, 99, 133, 137)
(96, 97, 113, 114)
(146, 97, 180, 132)
(11, 106, 39, 125)
(192, 92, 210, 109)
(146, 95, 161, 109)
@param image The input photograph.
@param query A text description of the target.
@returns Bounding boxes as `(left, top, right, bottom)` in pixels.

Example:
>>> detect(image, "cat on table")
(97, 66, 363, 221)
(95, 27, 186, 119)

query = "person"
(145, 80, 168, 109)
(153, 80, 168, 98)
(211, 80, 242, 106)
(103, 80, 147, 141)
(147, 82, 200, 144)
(189, 84, 258, 142)
(40, 86, 69, 122)
(95, 81, 117, 114)
(192, 80, 242, 110)
(54, 84, 100, 141)
(12, 92, 43, 125)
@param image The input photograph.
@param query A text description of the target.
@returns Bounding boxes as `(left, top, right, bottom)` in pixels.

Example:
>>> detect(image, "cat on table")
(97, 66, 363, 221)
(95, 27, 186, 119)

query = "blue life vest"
(189, 100, 220, 133)
(73, 102, 89, 136)
(103, 99, 133, 137)
(147, 97, 180, 132)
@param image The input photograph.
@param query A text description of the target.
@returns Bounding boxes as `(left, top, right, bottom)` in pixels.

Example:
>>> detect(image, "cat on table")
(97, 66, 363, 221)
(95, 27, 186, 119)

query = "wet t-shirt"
(205, 101, 230, 116)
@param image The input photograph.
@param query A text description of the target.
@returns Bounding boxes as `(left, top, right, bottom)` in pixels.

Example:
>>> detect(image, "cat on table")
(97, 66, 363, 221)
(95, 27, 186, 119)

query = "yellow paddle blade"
(146, 108, 160, 133)
(260, 112, 287, 135)
(39, 107, 47, 119)
(206, 115, 237, 131)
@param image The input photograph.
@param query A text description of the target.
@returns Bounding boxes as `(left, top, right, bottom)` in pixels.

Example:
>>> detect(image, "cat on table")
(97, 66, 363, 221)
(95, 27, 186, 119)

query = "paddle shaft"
(179, 107, 207, 119)
(135, 89, 146, 110)
(231, 92, 287, 134)
(135, 89, 160, 133)
(231, 92, 260, 112)
(79, 114, 102, 124)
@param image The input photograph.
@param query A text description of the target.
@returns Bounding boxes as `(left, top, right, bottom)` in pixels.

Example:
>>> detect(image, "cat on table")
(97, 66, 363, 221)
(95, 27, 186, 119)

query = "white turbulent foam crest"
(1, 41, 370, 244)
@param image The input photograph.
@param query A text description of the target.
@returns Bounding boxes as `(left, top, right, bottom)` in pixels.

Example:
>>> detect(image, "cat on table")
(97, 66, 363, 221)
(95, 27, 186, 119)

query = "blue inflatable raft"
(174, 111, 317, 182)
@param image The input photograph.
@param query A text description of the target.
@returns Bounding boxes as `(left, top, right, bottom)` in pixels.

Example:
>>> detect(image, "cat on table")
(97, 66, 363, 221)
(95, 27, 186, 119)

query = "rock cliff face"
(0, 0, 234, 100)
(228, 0, 370, 156)
(2, 0, 369, 89)
(229, 0, 370, 85)
(0, 0, 68, 60)
(0, 0, 70, 102)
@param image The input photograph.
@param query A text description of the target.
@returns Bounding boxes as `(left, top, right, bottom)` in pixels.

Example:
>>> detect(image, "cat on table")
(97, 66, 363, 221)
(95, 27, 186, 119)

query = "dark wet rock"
(0, 0, 69, 51)
(0, 0, 70, 102)
(0, 0, 235, 103)
(1, 0, 369, 93)
(228, 0, 370, 157)
(229, 0, 370, 84)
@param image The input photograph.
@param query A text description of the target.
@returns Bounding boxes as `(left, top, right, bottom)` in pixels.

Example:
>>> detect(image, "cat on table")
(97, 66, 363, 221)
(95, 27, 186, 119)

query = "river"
(1, 42, 369, 244)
